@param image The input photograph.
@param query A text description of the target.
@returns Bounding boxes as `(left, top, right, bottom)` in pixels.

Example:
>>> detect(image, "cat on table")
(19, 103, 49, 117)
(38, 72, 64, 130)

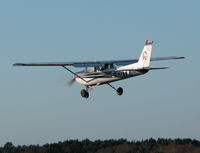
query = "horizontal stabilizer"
(149, 67, 169, 70)
(151, 56, 185, 61)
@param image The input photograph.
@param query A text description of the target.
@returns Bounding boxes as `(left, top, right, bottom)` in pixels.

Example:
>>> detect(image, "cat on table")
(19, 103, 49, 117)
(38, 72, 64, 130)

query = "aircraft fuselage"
(75, 69, 149, 86)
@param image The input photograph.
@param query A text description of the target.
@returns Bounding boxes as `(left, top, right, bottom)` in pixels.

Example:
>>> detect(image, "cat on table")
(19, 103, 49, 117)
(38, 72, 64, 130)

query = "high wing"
(13, 56, 184, 67)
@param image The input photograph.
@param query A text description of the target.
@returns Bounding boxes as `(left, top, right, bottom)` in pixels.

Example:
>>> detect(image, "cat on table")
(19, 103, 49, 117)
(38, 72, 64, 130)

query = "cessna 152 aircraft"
(14, 40, 184, 98)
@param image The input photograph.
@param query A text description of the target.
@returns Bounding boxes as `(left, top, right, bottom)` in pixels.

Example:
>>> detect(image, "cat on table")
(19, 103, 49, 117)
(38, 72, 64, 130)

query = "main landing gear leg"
(80, 86, 89, 98)
(107, 83, 123, 96)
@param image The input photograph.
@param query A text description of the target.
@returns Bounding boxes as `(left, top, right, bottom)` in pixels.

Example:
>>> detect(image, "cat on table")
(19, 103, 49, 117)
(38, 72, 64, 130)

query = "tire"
(116, 87, 123, 96)
(85, 91, 89, 98)
(80, 89, 89, 98)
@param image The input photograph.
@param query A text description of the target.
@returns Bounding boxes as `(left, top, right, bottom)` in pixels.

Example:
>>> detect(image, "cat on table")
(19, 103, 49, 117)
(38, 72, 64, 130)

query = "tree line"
(0, 138, 200, 153)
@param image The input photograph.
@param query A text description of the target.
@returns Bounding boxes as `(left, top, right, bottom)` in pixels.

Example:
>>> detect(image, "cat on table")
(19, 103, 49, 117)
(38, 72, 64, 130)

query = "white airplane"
(14, 40, 184, 98)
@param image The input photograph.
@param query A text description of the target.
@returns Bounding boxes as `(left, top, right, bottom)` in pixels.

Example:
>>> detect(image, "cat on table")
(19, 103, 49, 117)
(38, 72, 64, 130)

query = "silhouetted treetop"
(0, 138, 199, 153)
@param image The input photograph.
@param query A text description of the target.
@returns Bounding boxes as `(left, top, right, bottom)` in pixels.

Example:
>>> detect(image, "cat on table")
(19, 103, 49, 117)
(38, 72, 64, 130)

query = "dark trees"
(0, 138, 199, 153)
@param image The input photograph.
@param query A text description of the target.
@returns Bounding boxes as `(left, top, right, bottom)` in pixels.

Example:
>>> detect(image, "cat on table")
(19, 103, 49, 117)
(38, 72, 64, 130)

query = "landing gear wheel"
(80, 89, 89, 98)
(116, 87, 123, 96)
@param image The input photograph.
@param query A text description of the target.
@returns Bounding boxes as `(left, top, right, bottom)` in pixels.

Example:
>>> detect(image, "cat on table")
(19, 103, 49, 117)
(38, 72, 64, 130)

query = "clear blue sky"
(0, 0, 199, 146)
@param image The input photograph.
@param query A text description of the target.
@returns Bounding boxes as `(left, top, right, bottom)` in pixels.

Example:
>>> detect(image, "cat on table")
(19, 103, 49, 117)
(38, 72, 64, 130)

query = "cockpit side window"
(110, 64, 114, 69)
(100, 64, 115, 71)
(89, 64, 115, 72)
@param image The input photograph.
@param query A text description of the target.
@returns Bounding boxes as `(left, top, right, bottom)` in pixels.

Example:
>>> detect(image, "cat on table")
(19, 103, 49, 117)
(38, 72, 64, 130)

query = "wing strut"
(107, 83, 117, 90)
(62, 66, 88, 83)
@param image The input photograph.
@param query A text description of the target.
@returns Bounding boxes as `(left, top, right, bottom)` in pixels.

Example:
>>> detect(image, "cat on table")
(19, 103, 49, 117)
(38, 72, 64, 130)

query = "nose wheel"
(80, 89, 89, 98)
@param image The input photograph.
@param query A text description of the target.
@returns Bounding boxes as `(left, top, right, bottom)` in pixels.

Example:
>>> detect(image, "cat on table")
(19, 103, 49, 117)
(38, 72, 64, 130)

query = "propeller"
(67, 77, 76, 86)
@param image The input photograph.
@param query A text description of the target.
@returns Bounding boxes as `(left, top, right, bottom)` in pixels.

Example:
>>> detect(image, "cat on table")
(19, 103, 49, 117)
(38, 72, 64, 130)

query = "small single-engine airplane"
(14, 40, 184, 98)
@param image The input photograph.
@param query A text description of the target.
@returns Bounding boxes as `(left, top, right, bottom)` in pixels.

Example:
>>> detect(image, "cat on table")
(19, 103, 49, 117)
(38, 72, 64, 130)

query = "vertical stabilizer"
(137, 40, 153, 68)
